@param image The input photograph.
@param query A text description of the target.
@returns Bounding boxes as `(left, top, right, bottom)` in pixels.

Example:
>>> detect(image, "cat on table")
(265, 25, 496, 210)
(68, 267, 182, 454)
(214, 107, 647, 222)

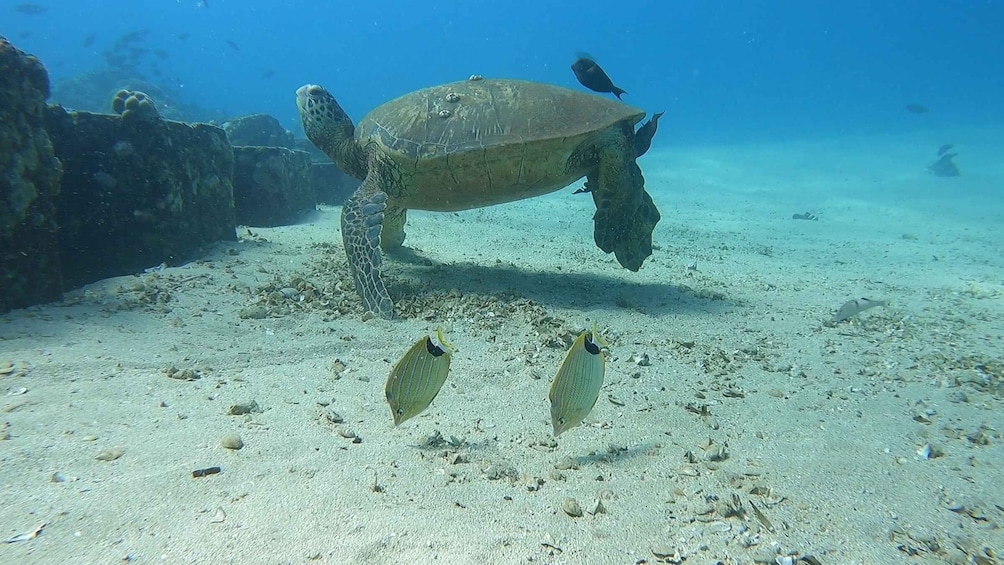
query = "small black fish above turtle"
(905, 103, 929, 114)
(571, 56, 626, 99)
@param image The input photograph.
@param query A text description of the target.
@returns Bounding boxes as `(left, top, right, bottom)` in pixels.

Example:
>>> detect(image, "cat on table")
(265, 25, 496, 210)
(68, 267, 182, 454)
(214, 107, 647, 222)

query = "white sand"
(1, 130, 1001, 565)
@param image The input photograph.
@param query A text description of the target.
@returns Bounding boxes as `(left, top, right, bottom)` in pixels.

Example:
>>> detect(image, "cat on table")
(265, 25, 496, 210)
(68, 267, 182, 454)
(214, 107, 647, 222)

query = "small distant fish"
(905, 103, 929, 114)
(571, 56, 626, 99)
(14, 3, 47, 15)
(82, 32, 97, 47)
(928, 153, 960, 177)
(549, 327, 606, 436)
(261, 68, 275, 79)
(937, 143, 954, 156)
(634, 111, 664, 157)
(385, 330, 454, 426)
(177, 32, 191, 41)
(226, 39, 240, 52)
(118, 29, 150, 44)
(831, 297, 888, 323)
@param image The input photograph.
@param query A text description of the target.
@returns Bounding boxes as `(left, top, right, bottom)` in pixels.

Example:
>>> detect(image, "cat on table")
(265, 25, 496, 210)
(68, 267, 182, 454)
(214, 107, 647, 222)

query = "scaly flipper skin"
(341, 180, 394, 318)
(590, 125, 661, 271)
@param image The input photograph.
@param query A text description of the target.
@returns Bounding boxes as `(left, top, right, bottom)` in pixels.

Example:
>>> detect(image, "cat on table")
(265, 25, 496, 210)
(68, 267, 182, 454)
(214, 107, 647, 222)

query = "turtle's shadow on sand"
(386, 248, 736, 317)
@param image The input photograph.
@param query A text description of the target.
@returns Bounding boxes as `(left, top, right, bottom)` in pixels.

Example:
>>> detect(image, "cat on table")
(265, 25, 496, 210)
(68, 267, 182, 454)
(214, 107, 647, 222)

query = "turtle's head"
(296, 84, 368, 179)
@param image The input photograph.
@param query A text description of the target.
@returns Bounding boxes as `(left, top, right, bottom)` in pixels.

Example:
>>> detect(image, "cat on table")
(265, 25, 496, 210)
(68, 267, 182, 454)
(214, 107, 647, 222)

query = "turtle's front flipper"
(341, 183, 394, 318)
(591, 127, 661, 271)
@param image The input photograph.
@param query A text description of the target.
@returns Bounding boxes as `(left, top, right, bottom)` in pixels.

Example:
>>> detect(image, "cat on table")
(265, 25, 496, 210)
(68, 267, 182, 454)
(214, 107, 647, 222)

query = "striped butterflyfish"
(385, 329, 454, 426)
(548, 329, 606, 436)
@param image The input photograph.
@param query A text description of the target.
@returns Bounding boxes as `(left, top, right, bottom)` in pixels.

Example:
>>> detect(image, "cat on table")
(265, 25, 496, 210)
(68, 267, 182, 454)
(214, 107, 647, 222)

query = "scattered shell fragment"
(629, 352, 650, 367)
(587, 497, 606, 515)
(561, 497, 583, 517)
(705, 520, 731, 533)
(228, 400, 261, 416)
(209, 507, 226, 524)
(703, 440, 730, 462)
(553, 456, 579, 470)
(917, 443, 944, 459)
(4, 522, 45, 543)
(7, 387, 28, 396)
(651, 545, 682, 563)
(0, 361, 15, 375)
(336, 425, 357, 439)
(677, 465, 700, 477)
(749, 499, 776, 533)
(95, 447, 125, 461)
(164, 366, 199, 381)
(221, 434, 244, 450)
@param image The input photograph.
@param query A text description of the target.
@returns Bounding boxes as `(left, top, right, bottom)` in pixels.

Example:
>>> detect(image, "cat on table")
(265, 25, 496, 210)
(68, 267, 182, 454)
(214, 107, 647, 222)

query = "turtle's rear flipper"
(591, 130, 661, 271)
(341, 186, 394, 318)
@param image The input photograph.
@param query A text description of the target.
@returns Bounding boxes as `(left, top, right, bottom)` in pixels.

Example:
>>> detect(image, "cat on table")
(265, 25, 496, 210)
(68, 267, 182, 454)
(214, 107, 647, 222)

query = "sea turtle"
(296, 78, 662, 318)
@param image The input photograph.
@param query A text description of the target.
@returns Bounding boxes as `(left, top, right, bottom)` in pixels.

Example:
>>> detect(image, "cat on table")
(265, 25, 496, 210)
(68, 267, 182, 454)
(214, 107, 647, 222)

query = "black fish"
(82, 32, 97, 47)
(937, 143, 954, 156)
(905, 103, 929, 114)
(634, 111, 664, 157)
(226, 39, 240, 52)
(261, 69, 275, 79)
(571, 57, 626, 99)
(177, 33, 191, 41)
(15, 4, 47, 15)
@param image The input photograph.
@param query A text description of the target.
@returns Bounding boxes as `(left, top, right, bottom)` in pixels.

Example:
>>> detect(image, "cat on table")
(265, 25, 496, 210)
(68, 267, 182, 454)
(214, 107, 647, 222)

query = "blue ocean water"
(8, 0, 1004, 146)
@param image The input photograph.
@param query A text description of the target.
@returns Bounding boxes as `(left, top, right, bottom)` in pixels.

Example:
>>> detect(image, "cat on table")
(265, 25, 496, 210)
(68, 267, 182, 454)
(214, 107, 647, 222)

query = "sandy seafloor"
(1, 128, 1002, 565)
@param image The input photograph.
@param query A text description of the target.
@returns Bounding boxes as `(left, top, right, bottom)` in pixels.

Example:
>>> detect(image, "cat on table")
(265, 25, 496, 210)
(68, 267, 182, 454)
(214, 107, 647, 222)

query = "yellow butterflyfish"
(385, 329, 454, 426)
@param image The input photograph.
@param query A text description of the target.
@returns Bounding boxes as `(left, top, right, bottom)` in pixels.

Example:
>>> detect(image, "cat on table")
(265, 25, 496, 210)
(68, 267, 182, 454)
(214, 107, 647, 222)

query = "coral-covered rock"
(44, 106, 236, 289)
(110, 89, 160, 122)
(233, 146, 315, 226)
(223, 114, 294, 148)
(0, 36, 64, 313)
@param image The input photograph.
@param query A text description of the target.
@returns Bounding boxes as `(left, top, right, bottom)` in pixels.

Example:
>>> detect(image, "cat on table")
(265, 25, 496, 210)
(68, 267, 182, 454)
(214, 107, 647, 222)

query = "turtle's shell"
(356, 79, 644, 211)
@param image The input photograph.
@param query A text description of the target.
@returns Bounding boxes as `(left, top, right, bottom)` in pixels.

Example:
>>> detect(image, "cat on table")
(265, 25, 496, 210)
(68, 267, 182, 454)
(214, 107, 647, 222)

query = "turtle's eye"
(308, 85, 323, 96)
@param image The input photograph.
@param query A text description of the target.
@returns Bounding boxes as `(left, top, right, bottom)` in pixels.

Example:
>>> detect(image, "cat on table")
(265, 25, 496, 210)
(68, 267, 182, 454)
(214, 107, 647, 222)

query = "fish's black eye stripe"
(583, 333, 600, 355)
(426, 336, 446, 357)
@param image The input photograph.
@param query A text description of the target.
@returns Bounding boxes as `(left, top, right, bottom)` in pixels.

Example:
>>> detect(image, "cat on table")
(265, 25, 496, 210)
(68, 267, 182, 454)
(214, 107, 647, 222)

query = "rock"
(220, 434, 244, 450)
(223, 114, 294, 148)
(44, 105, 236, 289)
(0, 36, 64, 313)
(233, 146, 314, 226)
